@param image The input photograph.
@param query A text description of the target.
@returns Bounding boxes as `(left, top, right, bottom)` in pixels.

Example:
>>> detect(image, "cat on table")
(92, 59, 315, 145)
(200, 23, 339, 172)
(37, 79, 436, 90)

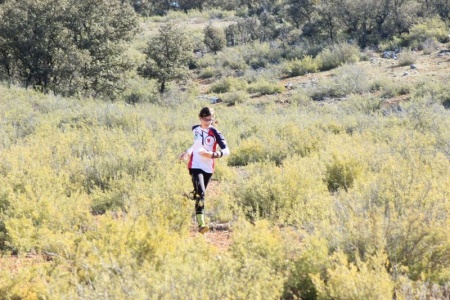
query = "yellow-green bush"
(234, 158, 332, 225)
(247, 78, 283, 95)
(333, 64, 370, 95)
(209, 76, 248, 93)
(413, 79, 450, 108)
(281, 55, 321, 77)
(229, 220, 289, 298)
(317, 43, 361, 71)
(371, 77, 412, 99)
(340, 94, 383, 115)
(325, 153, 362, 192)
(217, 49, 248, 72)
(285, 235, 329, 299)
(220, 90, 249, 106)
(308, 64, 370, 100)
(198, 66, 217, 79)
(227, 138, 269, 166)
(312, 251, 394, 300)
(1, 82, 450, 298)
(227, 120, 324, 166)
(404, 17, 450, 47)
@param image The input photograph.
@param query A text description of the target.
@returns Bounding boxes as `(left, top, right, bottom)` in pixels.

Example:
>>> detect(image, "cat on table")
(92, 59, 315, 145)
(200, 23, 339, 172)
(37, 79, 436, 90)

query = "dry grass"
(278, 47, 450, 104)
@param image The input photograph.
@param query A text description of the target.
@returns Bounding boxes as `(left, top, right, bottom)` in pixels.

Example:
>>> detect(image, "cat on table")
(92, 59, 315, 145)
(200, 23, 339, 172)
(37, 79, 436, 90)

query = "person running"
(179, 107, 230, 234)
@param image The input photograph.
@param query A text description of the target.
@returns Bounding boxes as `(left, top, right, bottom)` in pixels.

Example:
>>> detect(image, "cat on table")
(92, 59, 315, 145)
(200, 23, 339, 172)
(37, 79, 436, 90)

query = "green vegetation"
(139, 22, 194, 93)
(0, 79, 449, 298)
(1, 0, 450, 298)
(0, 0, 138, 98)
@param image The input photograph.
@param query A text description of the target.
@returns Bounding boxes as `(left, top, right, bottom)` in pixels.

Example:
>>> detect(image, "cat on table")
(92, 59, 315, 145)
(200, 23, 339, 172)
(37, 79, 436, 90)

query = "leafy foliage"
(0, 81, 450, 297)
(281, 56, 320, 77)
(1, 1, 450, 297)
(203, 23, 226, 54)
(139, 22, 193, 93)
(0, 0, 138, 98)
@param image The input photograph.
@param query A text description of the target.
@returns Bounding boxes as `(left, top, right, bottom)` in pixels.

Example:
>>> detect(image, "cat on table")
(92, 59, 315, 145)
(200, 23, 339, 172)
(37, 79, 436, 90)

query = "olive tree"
(139, 23, 193, 94)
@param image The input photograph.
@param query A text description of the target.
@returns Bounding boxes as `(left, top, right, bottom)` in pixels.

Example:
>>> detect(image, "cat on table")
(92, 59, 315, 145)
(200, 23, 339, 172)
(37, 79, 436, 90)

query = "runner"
(179, 107, 230, 234)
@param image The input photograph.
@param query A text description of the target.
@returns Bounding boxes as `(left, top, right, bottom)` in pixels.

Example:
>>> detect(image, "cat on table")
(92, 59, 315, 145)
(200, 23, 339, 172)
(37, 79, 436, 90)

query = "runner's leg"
(190, 169, 212, 228)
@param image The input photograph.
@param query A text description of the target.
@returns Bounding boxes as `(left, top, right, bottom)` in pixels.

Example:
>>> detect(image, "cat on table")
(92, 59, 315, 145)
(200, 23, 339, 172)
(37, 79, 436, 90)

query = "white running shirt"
(186, 125, 230, 173)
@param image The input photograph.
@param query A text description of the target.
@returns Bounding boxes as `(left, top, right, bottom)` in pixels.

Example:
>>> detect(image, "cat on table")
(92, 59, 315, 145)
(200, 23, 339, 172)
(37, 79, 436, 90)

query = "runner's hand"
(179, 152, 189, 160)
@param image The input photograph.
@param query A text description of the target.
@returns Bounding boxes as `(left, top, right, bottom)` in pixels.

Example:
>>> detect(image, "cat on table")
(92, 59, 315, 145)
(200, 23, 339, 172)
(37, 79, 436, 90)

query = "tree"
(178, 0, 207, 12)
(310, 1, 342, 43)
(203, 23, 226, 54)
(63, 0, 139, 98)
(430, 0, 450, 19)
(225, 17, 261, 46)
(0, 0, 138, 98)
(0, 0, 69, 91)
(334, 0, 421, 47)
(139, 23, 193, 94)
(285, 0, 319, 29)
(128, 0, 174, 16)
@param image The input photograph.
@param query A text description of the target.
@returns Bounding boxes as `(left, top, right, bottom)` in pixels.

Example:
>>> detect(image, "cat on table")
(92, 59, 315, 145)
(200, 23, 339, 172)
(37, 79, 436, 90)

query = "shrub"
(285, 235, 329, 299)
(306, 63, 369, 100)
(397, 48, 417, 66)
(371, 78, 411, 99)
(379, 36, 406, 52)
(227, 138, 268, 167)
(420, 37, 440, 54)
(325, 133, 450, 283)
(221, 91, 249, 106)
(122, 77, 160, 104)
(241, 42, 283, 68)
(234, 157, 331, 225)
(203, 24, 226, 54)
(394, 276, 450, 299)
(209, 76, 248, 93)
(198, 66, 217, 79)
(413, 80, 450, 107)
(281, 56, 321, 77)
(340, 94, 383, 115)
(405, 17, 450, 48)
(324, 153, 362, 192)
(333, 64, 370, 95)
(247, 78, 283, 95)
(196, 54, 216, 68)
(228, 220, 289, 298)
(307, 77, 345, 100)
(217, 49, 248, 72)
(312, 251, 394, 300)
(317, 43, 361, 71)
(286, 89, 312, 106)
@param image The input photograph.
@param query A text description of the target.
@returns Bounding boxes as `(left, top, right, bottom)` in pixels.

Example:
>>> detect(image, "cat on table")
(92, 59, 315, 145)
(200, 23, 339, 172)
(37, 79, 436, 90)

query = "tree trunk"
(159, 81, 166, 94)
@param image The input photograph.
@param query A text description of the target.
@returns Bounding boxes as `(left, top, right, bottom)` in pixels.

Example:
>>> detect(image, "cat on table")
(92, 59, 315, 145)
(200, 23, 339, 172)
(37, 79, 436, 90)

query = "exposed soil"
(190, 223, 233, 251)
(0, 251, 44, 274)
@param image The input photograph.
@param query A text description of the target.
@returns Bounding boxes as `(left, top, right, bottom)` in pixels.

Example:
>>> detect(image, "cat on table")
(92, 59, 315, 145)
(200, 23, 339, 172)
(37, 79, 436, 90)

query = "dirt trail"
(190, 225, 233, 251)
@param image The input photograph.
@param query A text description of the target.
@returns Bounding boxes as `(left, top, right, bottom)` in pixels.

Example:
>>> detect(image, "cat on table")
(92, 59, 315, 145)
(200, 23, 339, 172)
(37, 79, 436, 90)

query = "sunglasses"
(201, 117, 213, 122)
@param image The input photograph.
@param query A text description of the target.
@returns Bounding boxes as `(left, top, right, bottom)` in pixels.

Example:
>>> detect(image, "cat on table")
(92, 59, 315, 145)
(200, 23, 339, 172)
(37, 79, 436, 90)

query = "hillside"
(192, 45, 450, 251)
(283, 48, 450, 101)
(1, 8, 450, 300)
(197, 45, 450, 107)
